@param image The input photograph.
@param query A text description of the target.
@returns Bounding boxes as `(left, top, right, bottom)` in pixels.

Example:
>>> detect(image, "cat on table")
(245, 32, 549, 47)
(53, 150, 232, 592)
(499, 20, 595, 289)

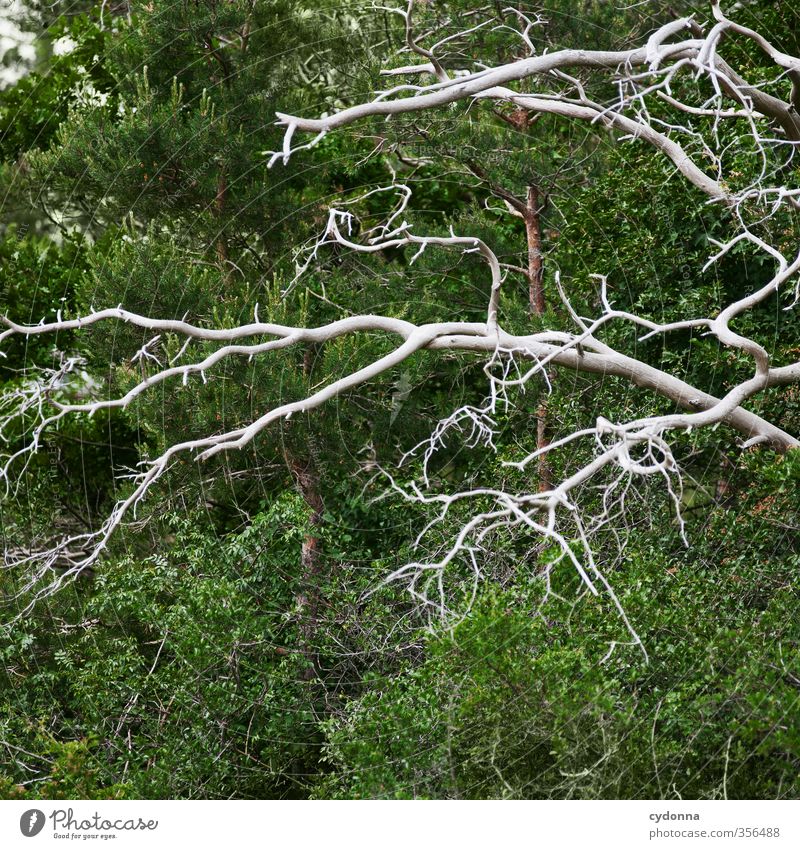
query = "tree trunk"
(286, 448, 325, 681)
(523, 184, 550, 492)
(215, 171, 230, 281)
(286, 345, 326, 681)
(525, 184, 545, 316)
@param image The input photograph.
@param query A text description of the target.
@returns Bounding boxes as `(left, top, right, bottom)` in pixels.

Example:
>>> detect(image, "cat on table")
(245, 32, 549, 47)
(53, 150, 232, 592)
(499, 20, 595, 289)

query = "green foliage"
(1, 0, 799, 803)
(0, 494, 421, 798)
(0, 230, 88, 376)
(0, 10, 113, 159)
(318, 454, 800, 800)
(0, 739, 129, 801)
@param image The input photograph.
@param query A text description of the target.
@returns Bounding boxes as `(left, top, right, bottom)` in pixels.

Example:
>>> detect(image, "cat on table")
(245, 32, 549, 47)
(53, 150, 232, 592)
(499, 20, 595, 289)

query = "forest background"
(0, 0, 798, 800)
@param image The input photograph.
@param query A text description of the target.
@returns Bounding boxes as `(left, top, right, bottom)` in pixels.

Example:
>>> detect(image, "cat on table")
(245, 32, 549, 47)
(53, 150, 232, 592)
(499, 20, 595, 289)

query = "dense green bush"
(1, 0, 799, 800)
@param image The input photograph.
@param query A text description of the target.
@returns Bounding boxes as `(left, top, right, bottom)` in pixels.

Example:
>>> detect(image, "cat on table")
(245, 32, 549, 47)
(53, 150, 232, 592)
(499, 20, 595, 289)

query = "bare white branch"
(4, 3, 800, 651)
